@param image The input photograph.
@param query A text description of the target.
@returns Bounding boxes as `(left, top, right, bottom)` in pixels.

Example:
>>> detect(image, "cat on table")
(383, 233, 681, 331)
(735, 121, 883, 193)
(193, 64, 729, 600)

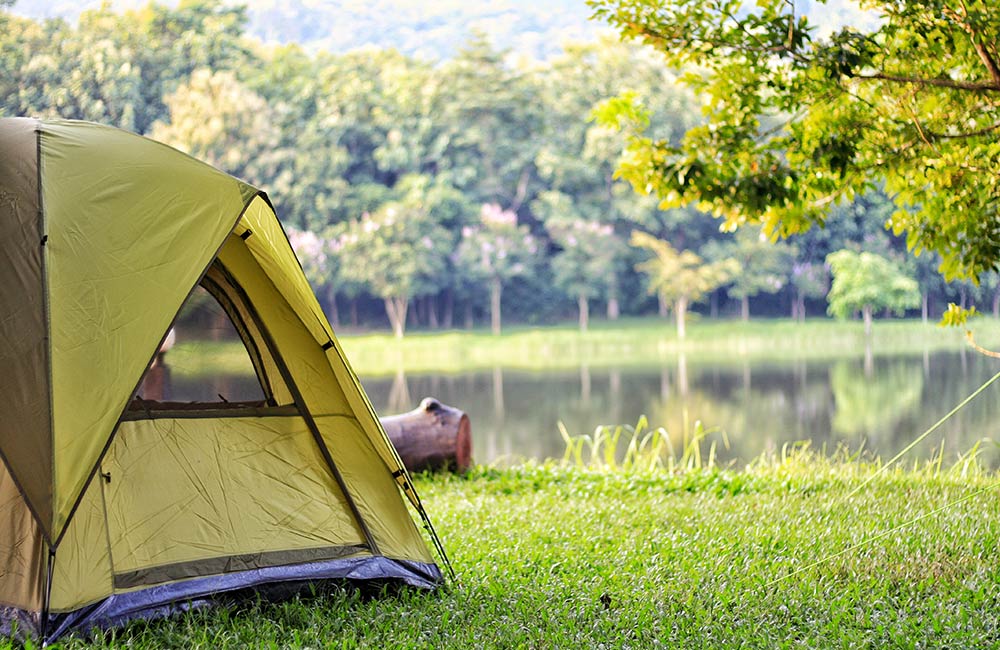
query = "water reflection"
(359, 351, 1000, 467)
(829, 360, 923, 437)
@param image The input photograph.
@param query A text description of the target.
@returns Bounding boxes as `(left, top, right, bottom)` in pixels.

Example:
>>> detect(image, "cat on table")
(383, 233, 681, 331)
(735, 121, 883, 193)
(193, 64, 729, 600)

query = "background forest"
(3, 0, 991, 336)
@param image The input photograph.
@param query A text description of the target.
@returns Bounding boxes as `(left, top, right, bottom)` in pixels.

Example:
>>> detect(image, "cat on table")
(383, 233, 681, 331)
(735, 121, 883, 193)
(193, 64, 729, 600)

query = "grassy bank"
(170, 317, 1000, 378)
(36, 454, 1000, 649)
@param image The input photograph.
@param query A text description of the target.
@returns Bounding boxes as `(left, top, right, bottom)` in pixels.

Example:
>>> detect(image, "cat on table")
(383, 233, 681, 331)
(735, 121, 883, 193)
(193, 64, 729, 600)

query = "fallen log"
(380, 397, 472, 473)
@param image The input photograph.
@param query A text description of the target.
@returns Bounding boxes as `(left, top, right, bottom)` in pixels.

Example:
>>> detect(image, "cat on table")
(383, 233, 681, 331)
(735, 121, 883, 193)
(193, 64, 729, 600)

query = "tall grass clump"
(558, 411, 729, 473)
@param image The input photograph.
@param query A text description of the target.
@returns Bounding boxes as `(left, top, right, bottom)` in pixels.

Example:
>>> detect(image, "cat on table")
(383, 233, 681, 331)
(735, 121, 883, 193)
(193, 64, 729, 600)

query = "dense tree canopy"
(2, 0, 992, 334)
(591, 0, 1000, 280)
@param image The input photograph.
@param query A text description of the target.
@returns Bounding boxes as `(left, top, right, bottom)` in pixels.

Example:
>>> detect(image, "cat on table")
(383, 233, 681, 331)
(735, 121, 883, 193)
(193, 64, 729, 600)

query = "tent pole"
(40, 546, 55, 642)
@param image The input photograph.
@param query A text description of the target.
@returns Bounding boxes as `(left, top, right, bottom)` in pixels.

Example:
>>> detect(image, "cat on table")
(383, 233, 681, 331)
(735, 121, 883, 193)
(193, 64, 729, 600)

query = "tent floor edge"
(42, 556, 443, 643)
(0, 604, 41, 642)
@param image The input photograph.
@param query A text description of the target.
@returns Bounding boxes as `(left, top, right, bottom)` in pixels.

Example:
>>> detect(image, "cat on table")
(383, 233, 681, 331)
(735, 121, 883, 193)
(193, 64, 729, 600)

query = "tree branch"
(631, 23, 805, 64)
(853, 72, 1000, 92)
(924, 121, 1000, 141)
(966, 329, 1000, 359)
(944, 3, 1000, 89)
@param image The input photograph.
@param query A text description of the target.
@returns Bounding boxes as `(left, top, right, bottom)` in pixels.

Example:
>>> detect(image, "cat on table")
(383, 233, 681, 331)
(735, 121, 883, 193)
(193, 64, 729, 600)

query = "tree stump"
(380, 397, 472, 473)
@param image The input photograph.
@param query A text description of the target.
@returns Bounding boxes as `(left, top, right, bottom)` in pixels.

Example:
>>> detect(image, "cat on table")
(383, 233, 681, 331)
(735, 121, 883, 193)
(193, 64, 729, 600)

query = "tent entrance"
(131, 262, 293, 414)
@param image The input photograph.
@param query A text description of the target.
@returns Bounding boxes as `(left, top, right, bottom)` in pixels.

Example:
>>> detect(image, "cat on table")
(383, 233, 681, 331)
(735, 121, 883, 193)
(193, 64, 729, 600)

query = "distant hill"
(11, 0, 879, 61)
(244, 0, 601, 61)
(9, 0, 601, 60)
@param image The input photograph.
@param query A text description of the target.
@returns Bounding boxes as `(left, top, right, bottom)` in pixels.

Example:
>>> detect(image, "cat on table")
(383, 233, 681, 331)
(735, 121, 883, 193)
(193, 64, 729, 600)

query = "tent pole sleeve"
(216, 262, 381, 556)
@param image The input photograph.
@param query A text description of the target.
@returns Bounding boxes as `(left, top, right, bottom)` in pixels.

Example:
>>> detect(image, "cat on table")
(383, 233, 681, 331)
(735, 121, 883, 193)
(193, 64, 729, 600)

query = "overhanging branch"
(854, 72, 1000, 92)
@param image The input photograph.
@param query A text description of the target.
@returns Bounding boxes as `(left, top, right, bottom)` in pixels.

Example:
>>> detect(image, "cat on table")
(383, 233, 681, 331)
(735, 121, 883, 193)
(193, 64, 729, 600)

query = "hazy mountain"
(9, 0, 878, 61)
(10, 0, 600, 60)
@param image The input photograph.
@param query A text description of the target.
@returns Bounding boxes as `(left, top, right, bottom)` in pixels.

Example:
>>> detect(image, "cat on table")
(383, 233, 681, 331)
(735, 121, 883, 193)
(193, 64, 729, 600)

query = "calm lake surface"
(357, 350, 1000, 467)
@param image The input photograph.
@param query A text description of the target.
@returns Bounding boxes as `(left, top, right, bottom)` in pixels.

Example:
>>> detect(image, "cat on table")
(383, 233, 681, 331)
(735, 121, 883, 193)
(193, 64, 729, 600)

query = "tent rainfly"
(0, 118, 448, 643)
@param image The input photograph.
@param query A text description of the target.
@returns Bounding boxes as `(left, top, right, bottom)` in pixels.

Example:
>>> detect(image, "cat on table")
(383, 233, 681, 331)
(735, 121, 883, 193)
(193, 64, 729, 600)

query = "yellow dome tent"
(0, 118, 448, 642)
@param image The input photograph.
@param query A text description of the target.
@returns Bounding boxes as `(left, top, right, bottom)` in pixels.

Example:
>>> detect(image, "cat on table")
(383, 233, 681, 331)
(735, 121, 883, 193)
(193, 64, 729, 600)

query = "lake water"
(358, 350, 1000, 467)
(158, 343, 1000, 468)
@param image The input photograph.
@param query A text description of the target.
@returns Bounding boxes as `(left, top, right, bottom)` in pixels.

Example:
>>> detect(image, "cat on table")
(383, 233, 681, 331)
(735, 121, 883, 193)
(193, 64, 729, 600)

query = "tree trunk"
(464, 301, 474, 330)
(607, 277, 620, 320)
(741, 295, 750, 322)
(862, 303, 873, 339)
(490, 276, 502, 335)
(325, 285, 340, 329)
(676, 295, 688, 340)
(658, 293, 668, 318)
(380, 398, 472, 473)
(427, 295, 439, 330)
(408, 299, 419, 329)
(384, 296, 408, 339)
(993, 288, 1000, 318)
(798, 295, 806, 322)
(922, 292, 929, 324)
(578, 293, 589, 333)
(443, 289, 454, 329)
(350, 297, 359, 327)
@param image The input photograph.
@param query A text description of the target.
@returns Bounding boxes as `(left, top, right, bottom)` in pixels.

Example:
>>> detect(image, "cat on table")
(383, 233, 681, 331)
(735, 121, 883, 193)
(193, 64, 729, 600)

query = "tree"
(454, 203, 539, 335)
(547, 215, 627, 332)
(591, 0, 1000, 280)
(789, 262, 828, 321)
(336, 177, 452, 338)
(826, 250, 921, 337)
(705, 226, 796, 321)
(244, 46, 352, 232)
(631, 231, 737, 339)
(533, 189, 630, 332)
(537, 37, 707, 317)
(286, 226, 342, 326)
(131, 0, 254, 133)
(151, 69, 284, 185)
(437, 34, 543, 210)
(0, 10, 144, 128)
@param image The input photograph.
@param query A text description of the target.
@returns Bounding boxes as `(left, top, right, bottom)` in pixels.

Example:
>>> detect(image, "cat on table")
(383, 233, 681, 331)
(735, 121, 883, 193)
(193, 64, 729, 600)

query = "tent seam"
(36, 119, 56, 642)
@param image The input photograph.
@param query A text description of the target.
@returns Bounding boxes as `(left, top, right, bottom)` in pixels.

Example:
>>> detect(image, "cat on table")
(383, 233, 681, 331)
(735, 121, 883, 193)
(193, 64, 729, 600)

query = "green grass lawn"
(171, 317, 1000, 378)
(35, 453, 1000, 649)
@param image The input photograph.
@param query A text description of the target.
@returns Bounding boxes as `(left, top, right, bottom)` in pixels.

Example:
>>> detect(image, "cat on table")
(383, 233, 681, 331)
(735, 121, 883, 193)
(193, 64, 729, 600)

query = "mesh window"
(135, 283, 268, 406)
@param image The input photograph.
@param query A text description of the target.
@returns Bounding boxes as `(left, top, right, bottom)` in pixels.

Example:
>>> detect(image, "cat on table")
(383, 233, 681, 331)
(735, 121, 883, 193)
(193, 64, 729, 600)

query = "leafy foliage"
(591, 0, 1000, 280)
(826, 250, 921, 331)
(705, 226, 797, 320)
(336, 178, 453, 337)
(454, 204, 539, 334)
(151, 69, 282, 184)
(6, 1, 997, 331)
(631, 231, 738, 337)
